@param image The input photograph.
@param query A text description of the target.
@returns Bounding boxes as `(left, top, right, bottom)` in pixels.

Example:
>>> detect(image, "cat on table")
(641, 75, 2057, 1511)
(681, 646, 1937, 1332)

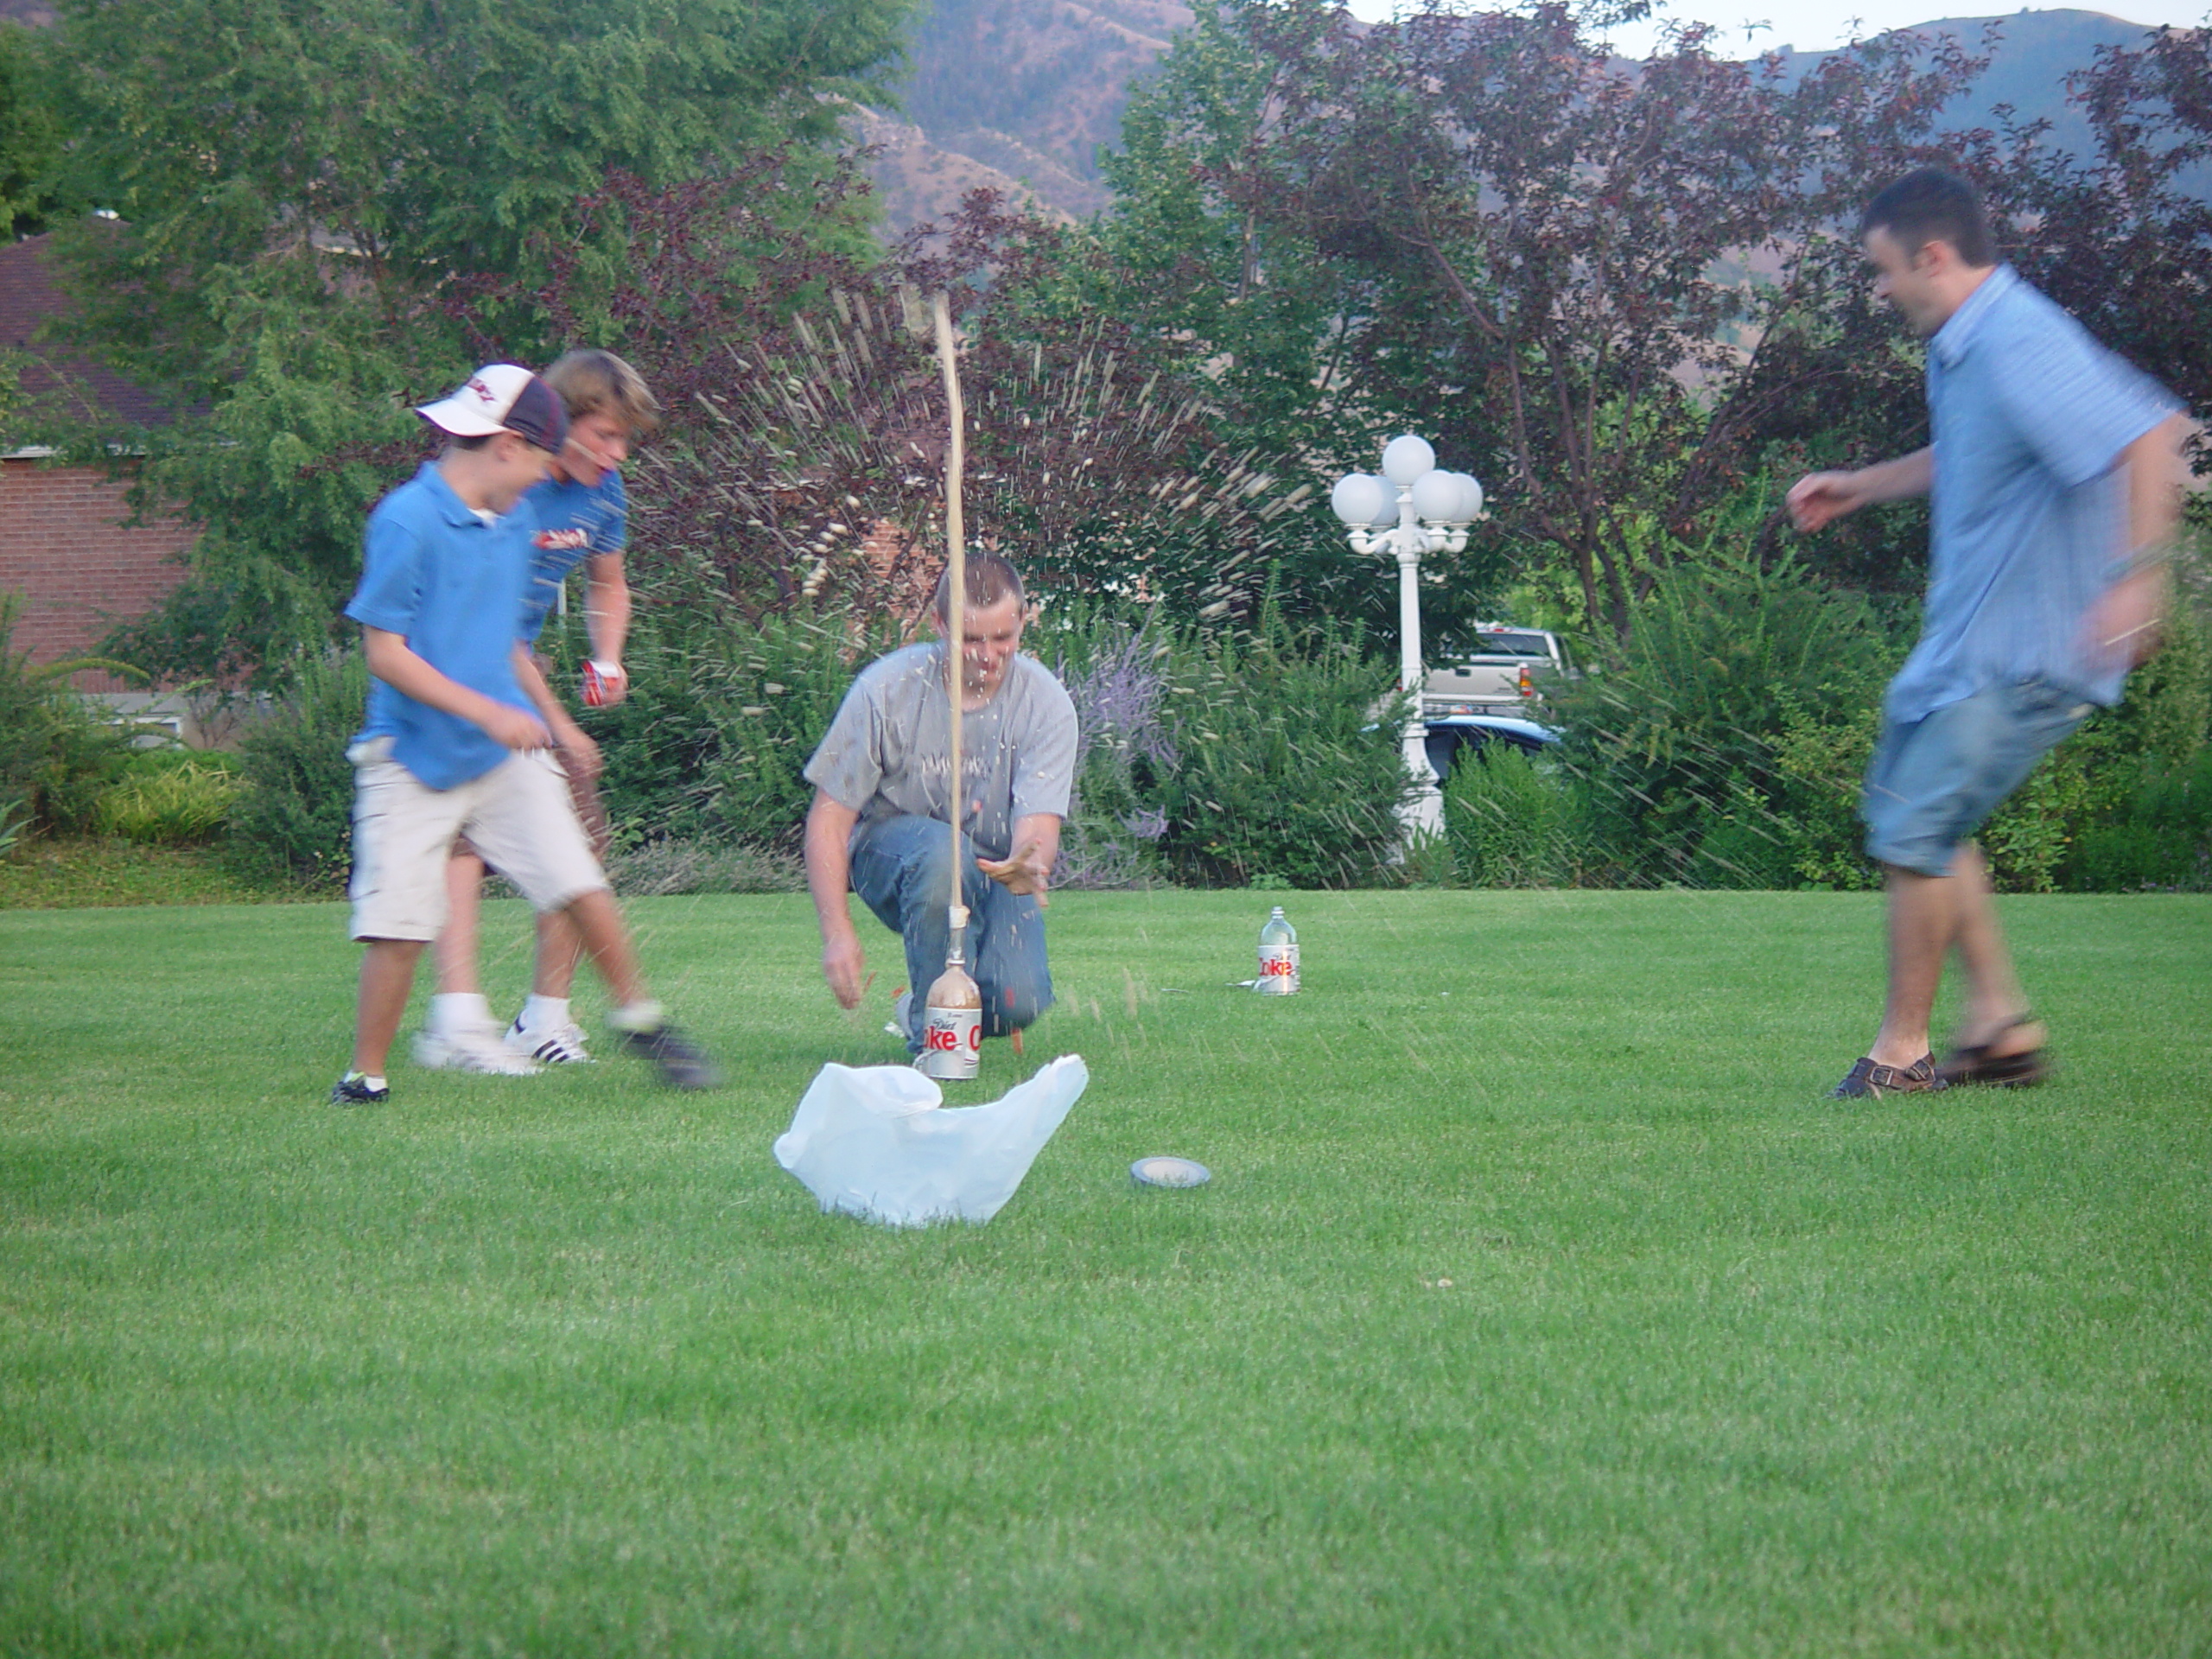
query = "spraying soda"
(1256, 905, 1300, 995)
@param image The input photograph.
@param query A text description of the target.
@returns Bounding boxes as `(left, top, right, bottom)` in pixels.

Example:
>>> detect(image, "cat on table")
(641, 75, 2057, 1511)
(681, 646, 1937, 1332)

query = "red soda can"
(581, 660, 624, 708)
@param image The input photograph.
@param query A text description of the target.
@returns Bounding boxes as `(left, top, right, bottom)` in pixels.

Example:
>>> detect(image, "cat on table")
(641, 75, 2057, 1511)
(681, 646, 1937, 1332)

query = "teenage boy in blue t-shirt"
(331, 364, 717, 1106)
(415, 350, 655, 1071)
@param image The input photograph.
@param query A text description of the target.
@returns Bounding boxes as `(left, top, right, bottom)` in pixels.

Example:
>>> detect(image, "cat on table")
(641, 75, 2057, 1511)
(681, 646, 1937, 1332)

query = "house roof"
(0, 232, 179, 429)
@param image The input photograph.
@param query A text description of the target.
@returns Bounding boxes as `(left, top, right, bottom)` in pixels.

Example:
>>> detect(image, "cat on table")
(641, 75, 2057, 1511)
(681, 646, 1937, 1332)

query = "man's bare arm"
(1787, 447, 1934, 533)
(2089, 414, 2190, 667)
(363, 626, 549, 751)
(804, 791, 868, 1008)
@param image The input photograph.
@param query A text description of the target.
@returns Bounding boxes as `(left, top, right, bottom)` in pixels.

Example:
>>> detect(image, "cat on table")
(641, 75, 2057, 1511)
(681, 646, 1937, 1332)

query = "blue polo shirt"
(345, 461, 537, 791)
(1884, 265, 2179, 724)
(518, 468, 627, 643)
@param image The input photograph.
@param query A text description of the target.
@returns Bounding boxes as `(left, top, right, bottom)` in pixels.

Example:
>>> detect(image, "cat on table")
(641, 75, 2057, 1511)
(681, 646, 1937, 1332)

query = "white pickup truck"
(1419, 624, 1570, 778)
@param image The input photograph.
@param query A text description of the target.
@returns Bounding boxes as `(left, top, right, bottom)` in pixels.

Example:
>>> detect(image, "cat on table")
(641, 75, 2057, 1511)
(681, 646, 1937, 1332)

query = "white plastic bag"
(773, 1054, 1089, 1227)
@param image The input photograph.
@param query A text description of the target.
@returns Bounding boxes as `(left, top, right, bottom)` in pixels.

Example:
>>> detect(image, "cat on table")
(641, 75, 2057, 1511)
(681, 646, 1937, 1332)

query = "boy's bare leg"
(532, 907, 586, 999)
(565, 888, 649, 1009)
(561, 887, 717, 1088)
(433, 851, 487, 995)
(353, 939, 427, 1075)
(1945, 842, 2044, 1055)
(1867, 862, 1958, 1067)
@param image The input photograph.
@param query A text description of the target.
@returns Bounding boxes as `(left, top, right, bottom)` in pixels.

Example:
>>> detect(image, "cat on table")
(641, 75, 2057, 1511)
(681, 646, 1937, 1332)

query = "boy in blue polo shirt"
(416, 350, 655, 1071)
(332, 364, 717, 1105)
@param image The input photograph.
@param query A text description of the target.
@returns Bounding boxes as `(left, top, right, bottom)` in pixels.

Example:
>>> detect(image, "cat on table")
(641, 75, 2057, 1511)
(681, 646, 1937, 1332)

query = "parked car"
(1419, 625, 1569, 779)
(1421, 712, 1559, 781)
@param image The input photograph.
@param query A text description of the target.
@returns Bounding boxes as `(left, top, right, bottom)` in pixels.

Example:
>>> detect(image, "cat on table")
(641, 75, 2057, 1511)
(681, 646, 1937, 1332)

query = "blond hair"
(542, 348, 661, 438)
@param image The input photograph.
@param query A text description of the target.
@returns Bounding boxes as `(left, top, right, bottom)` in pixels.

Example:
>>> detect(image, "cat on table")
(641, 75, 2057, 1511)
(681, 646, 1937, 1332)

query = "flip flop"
(1937, 1015, 2050, 1088)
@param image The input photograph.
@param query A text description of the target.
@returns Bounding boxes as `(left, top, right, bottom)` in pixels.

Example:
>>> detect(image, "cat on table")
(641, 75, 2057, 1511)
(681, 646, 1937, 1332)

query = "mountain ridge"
(868, 4, 2197, 232)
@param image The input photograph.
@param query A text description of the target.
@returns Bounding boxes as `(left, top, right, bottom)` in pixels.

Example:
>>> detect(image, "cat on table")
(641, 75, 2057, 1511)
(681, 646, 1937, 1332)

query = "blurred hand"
(554, 720, 603, 779)
(482, 706, 553, 751)
(823, 931, 869, 1009)
(1786, 470, 1866, 534)
(2085, 565, 2168, 671)
(978, 839, 1052, 904)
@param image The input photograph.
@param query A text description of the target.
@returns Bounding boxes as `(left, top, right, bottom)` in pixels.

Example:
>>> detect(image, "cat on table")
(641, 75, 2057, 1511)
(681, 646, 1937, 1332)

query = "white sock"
(345, 1071, 388, 1093)
(521, 995, 571, 1032)
(606, 999, 665, 1033)
(430, 992, 491, 1035)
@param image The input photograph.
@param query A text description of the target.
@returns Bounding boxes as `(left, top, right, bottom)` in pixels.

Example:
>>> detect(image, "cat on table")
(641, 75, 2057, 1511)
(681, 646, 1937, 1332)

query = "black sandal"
(1829, 1053, 1947, 1099)
(1937, 1016, 2050, 1088)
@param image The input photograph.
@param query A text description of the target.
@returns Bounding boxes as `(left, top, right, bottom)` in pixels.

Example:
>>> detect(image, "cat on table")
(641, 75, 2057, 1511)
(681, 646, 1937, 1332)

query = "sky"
(1337, 1, 2206, 60)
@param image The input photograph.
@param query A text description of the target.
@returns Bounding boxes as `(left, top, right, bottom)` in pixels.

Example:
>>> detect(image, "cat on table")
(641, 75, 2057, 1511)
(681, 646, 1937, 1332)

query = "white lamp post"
(1330, 436, 1484, 839)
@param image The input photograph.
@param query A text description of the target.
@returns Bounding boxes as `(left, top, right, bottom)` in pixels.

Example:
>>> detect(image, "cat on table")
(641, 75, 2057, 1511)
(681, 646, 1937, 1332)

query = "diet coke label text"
(919, 1006, 982, 1077)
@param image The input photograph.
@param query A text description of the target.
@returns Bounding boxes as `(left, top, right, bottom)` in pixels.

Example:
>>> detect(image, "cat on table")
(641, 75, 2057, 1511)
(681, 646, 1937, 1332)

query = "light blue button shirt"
(1883, 264, 2178, 724)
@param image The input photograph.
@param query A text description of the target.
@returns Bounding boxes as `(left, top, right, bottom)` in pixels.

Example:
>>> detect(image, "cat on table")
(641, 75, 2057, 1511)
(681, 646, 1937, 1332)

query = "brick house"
(0, 232, 196, 696)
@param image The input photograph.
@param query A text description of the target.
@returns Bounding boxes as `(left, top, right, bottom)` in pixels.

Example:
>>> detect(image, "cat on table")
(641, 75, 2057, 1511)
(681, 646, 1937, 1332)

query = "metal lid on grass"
(1130, 1156, 1211, 1189)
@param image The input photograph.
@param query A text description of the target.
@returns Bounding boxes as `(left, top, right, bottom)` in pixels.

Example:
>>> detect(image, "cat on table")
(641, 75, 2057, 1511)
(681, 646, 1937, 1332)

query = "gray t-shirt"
(804, 644, 1079, 861)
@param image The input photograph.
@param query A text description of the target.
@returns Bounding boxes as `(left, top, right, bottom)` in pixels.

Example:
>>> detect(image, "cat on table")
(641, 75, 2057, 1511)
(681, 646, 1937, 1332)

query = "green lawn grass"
(0, 836, 311, 910)
(3, 890, 2209, 1656)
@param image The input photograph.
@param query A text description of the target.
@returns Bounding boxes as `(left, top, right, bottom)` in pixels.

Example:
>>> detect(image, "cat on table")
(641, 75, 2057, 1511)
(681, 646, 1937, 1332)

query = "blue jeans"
(1863, 678, 2093, 876)
(849, 814, 1053, 1051)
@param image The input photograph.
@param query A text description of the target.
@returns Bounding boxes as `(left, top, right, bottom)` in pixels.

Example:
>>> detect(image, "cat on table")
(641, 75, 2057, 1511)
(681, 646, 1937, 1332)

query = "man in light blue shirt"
(1789, 167, 2185, 1100)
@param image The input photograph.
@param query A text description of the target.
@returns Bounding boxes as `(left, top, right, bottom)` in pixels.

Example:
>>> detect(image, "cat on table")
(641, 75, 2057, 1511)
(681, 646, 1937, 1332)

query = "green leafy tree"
(34, 0, 914, 683)
(0, 22, 67, 239)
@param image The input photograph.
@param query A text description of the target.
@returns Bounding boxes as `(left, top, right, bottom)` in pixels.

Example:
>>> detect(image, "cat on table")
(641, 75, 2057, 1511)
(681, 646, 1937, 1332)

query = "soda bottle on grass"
(1256, 906, 1300, 995)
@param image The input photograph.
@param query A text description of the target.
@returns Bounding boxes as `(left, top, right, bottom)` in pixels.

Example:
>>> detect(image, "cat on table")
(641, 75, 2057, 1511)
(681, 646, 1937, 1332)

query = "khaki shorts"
(454, 741, 611, 866)
(348, 739, 609, 942)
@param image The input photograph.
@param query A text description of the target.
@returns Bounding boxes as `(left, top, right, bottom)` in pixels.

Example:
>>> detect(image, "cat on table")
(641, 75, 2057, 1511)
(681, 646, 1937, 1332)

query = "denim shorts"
(1862, 679, 2094, 877)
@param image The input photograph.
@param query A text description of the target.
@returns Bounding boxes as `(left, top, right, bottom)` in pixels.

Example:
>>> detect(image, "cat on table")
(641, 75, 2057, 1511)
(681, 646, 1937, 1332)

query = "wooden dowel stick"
(932, 292, 969, 953)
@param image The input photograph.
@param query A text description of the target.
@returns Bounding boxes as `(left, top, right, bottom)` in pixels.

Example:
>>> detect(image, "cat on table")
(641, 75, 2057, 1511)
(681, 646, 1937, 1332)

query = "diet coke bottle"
(1256, 905, 1300, 995)
(918, 912, 983, 1079)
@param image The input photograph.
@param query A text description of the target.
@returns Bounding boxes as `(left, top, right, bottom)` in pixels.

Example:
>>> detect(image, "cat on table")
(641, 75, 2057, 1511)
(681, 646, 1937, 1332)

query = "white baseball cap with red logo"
(415, 363, 569, 452)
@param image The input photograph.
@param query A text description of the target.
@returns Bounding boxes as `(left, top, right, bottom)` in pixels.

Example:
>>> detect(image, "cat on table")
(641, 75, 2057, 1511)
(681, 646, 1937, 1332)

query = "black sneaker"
(329, 1073, 391, 1107)
(620, 1023, 721, 1090)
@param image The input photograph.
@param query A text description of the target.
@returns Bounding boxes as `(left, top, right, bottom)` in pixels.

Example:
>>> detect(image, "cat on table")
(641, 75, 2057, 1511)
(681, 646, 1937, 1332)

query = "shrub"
(1547, 554, 1900, 887)
(1048, 614, 1179, 889)
(226, 653, 368, 889)
(93, 753, 246, 844)
(2065, 747, 2212, 891)
(1141, 607, 1412, 889)
(543, 581, 905, 852)
(1767, 700, 1883, 890)
(1442, 744, 1592, 888)
(0, 593, 138, 836)
(603, 838, 806, 895)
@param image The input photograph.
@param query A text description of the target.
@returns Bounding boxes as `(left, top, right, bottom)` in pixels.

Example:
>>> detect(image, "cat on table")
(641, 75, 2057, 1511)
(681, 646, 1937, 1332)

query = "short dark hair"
(933, 551, 1025, 620)
(1861, 168, 1997, 268)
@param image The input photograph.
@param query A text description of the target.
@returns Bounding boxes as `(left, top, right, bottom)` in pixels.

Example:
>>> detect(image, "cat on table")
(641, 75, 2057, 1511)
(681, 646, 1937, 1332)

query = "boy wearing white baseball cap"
(330, 364, 716, 1105)
(417, 351, 662, 1072)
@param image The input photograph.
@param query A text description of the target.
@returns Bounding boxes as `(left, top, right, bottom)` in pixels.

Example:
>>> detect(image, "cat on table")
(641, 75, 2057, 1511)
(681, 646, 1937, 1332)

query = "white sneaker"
(411, 1022, 542, 1076)
(505, 1015, 594, 1065)
(886, 989, 913, 1040)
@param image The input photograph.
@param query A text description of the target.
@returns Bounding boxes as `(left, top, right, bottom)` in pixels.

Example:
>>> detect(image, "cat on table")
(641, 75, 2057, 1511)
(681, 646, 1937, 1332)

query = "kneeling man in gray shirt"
(803, 554, 1079, 1054)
